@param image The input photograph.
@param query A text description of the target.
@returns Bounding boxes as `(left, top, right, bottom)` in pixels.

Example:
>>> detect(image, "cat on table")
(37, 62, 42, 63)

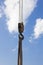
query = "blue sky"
(0, 0, 43, 65)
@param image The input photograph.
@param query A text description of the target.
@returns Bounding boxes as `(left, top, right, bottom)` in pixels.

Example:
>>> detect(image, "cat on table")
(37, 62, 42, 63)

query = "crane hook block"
(18, 22, 24, 33)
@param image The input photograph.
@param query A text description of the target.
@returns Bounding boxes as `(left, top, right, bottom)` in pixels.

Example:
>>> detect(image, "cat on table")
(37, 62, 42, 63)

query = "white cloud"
(0, 13, 2, 18)
(28, 18, 43, 43)
(0, 5, 5, 18)
(12, 48, 17, 52)
(12, 45, 18, 52)
(4, 0, 19, 33)
(0, 7, 3, 18)
(29, 36, 33, 43)
(4, 0, 38, 33)
(23, 0, 37, 20)
(34, 18, 43, 39)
